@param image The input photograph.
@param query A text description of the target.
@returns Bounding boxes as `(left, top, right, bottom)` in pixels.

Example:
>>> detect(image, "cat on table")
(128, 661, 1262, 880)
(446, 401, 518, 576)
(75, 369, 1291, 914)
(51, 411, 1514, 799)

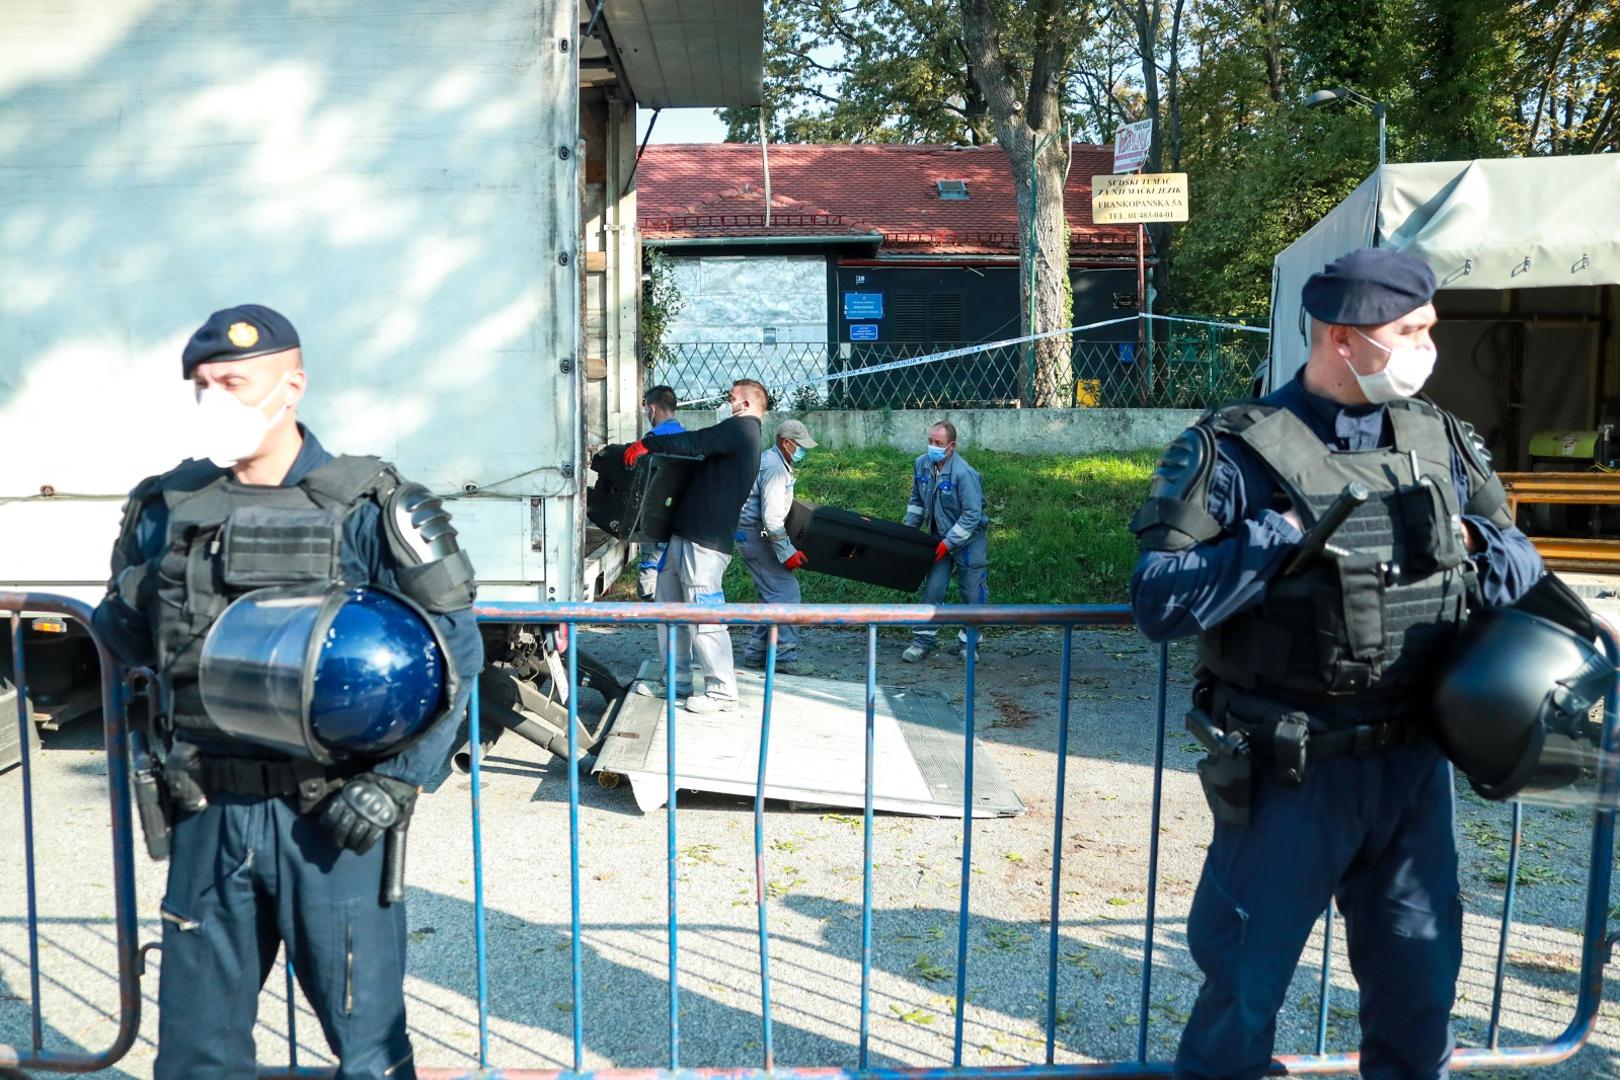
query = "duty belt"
(200, 757, 350, 807)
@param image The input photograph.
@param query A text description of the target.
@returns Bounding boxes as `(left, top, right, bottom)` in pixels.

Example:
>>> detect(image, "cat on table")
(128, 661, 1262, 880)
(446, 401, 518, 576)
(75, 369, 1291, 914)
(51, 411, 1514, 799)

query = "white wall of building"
(655, 253, 830, 403)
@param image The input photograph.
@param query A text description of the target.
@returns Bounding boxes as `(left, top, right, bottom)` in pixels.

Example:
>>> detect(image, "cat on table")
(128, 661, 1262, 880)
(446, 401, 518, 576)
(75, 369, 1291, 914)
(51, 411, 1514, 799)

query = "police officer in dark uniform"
(92, 304, 484, 1079)
(1128, 250, 1544, 1080)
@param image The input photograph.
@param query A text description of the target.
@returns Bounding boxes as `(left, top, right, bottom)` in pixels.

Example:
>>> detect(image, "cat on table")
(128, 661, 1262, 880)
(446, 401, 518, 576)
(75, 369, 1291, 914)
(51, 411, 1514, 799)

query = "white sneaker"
(684, 692, 738, 714)
(902, 645, 931, 663)
(634, 679, 692, 699)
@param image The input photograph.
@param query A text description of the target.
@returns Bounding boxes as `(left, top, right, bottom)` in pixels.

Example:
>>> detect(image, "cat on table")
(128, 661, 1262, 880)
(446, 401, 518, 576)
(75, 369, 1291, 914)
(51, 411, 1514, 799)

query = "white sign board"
(1091, 173, 1190, 224)
(1112, 119, 1153, 174)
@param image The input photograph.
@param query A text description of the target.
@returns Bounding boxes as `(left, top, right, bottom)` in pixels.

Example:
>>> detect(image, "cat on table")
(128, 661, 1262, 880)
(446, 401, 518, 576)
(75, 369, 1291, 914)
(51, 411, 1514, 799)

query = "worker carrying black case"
(784, 499, 937, 592)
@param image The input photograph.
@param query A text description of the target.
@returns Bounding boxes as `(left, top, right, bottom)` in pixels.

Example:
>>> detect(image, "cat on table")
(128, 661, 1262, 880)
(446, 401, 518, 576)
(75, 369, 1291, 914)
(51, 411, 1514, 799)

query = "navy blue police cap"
(1301, 248, 1437, 326)
(181, 304, 300, 377)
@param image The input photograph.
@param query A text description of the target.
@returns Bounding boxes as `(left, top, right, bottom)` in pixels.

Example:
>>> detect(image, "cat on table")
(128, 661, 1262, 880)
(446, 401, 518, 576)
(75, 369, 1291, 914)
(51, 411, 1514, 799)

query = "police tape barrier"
(2, 593, 1618, 1077)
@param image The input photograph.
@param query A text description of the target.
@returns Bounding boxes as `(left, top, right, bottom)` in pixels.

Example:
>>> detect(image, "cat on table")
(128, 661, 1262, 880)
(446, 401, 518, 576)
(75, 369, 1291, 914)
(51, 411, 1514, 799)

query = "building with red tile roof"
(634, 143, 1147, 407)
(637, 142, 1143, 262)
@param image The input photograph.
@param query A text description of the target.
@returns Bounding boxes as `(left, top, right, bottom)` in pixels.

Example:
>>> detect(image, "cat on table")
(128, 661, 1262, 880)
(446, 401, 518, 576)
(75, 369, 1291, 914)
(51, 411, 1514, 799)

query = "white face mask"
(715, 400, 734, 422)
(1347, 329, 1437, 403)
(194, 373, 291, 467)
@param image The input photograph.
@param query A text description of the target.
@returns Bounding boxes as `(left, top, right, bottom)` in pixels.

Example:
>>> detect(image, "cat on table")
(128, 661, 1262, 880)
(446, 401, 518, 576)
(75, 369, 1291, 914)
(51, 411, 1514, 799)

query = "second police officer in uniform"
(93, 305, 484, 1080)
(1128, 250, 1544, 1080)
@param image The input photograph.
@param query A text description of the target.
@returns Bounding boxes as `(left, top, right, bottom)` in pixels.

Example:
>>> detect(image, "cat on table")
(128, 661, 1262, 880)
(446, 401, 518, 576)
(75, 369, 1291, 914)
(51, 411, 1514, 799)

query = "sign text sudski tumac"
(1090, 173, 1190, 224)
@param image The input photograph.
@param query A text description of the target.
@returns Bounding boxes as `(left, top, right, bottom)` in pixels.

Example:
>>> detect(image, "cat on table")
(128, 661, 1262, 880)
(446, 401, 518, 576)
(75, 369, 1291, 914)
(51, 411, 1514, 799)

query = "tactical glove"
(320, 773, 419, 855)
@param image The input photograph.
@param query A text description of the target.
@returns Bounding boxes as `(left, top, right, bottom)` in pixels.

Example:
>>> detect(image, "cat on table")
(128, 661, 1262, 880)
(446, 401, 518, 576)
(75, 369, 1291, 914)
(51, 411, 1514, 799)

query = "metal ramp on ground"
(592, 662, 1024, 817)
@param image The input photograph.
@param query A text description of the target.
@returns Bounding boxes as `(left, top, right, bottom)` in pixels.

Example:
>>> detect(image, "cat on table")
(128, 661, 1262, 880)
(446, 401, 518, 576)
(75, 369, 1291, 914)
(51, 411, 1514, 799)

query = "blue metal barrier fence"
(1, 593, 1617, 1078)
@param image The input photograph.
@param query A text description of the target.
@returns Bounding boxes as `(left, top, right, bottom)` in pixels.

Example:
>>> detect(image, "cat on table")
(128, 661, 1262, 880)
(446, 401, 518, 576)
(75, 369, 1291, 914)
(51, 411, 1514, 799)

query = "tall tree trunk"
(1009, 139, 1074, 406)
(959, 0, 1073, 407)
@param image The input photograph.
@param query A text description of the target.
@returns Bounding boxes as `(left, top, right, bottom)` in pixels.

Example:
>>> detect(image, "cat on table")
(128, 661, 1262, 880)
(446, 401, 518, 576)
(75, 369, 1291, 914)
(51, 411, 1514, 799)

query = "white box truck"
(0, 0, 764, 752)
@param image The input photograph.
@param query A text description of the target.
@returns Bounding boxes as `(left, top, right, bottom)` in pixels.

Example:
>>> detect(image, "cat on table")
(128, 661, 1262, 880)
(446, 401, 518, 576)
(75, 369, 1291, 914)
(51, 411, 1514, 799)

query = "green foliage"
(740, 0, 1619, 321)
(714, 445, 1156, 605)
(639, 249, 684, 372)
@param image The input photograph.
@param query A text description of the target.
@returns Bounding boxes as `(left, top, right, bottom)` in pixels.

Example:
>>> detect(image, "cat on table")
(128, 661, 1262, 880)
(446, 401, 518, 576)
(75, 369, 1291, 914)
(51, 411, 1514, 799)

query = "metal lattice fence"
(650, 325, 1266, 412)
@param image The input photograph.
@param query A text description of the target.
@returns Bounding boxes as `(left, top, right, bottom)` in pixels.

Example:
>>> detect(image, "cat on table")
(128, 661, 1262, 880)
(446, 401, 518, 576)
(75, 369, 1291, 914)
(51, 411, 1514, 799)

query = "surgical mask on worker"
(194, 374, 291, 468)
(926, 444, 949, 463)
(791, 446, 807, 464)
(1347, 329, 1437, 403)
(715, 401, 734, 422)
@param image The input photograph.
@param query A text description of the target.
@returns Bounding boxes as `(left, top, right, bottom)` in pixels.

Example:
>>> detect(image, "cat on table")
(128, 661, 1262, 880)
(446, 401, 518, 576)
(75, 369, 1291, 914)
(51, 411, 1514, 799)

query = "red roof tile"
(637, 143, 1142, 259)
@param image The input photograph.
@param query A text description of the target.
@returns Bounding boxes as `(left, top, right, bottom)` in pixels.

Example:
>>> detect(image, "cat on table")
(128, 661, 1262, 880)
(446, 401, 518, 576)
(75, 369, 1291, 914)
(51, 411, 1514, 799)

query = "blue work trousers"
(913, 532, 988, 649)
(737, 532, 803, 661)
(1175, 742, 1462, 1080)
(154, 793, 414, 1079)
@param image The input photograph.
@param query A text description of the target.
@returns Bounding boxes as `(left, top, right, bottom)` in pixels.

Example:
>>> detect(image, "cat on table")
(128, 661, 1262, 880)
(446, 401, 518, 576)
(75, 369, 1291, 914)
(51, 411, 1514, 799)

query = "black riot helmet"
(1433, 604, 1612, 801)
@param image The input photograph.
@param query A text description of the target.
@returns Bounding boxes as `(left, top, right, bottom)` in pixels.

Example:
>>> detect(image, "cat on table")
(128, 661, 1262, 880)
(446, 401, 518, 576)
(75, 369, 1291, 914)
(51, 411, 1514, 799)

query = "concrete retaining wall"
(673, 407, 1201, 455)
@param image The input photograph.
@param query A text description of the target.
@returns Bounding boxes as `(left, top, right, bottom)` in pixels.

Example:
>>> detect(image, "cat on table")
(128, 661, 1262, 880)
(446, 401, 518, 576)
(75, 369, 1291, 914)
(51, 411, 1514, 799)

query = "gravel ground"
(3, 621, 1619, 1077)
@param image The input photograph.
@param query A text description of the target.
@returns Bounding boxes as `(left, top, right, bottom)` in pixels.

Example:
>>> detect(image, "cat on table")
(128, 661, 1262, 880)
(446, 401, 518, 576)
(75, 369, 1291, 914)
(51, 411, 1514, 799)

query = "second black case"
(784, 499, 936, 592)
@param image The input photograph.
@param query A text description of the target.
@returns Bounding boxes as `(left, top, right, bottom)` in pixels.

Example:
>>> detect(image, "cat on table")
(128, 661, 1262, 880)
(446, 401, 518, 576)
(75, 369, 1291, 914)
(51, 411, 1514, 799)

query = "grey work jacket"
(738, 446, 799, 562)
(903, 451, 986, 551)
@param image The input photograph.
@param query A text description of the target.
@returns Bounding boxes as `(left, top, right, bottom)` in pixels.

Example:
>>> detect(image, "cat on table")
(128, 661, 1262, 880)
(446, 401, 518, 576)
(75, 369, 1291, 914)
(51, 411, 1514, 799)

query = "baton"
(382, 823, 407, 905)
(1282, 482, 1370, 575)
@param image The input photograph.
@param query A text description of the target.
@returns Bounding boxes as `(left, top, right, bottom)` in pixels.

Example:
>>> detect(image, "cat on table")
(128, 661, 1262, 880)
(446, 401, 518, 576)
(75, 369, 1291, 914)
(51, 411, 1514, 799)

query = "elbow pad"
(1129, 425, 1223, 552)
(384, 482, 477, 612)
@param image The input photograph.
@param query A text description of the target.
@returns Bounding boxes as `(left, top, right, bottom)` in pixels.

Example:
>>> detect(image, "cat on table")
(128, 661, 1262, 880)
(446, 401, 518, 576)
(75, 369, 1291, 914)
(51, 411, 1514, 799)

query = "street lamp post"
(1306, 86, 1388, 166)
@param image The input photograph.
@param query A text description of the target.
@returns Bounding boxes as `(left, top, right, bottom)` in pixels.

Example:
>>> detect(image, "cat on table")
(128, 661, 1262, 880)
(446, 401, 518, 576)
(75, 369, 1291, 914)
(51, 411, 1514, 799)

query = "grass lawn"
(613, 446, 1159, 606)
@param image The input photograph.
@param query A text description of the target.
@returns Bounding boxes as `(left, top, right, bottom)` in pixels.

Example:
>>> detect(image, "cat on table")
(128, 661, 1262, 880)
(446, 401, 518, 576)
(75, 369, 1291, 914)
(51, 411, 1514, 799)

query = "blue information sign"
(849, 323, 879, 341)
(843, 292, 884, 320)
(1116, 342, 1136, 364)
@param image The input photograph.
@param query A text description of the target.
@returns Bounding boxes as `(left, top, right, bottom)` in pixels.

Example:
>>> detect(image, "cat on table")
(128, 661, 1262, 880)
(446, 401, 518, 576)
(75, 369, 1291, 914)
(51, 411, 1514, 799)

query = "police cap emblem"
(227, 321, 260, 349)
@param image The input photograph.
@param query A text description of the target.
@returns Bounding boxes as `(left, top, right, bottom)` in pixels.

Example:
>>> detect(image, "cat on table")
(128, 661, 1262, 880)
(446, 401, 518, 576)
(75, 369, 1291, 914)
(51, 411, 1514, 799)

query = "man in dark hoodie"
(622, 378, 767, 713)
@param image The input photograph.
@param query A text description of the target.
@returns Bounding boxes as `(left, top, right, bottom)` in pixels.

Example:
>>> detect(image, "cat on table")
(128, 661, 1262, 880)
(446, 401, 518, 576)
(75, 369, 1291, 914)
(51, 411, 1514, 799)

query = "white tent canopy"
(1269, 155, 1620, 390)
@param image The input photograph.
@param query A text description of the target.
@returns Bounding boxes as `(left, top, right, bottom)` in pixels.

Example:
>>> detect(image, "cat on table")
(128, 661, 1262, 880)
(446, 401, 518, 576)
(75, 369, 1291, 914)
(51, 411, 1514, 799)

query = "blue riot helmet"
(199, 583, 455, 764)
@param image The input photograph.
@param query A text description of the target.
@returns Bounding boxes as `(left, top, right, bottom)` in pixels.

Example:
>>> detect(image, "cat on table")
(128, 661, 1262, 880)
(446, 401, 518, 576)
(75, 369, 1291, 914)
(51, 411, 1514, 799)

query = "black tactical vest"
(142, 455, 397, 735)
(1197, 400, 1473, 711)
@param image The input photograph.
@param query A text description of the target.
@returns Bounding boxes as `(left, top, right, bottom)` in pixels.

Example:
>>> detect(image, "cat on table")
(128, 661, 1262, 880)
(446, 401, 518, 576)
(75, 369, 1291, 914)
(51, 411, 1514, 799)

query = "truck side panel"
(0, 0, 584, 599)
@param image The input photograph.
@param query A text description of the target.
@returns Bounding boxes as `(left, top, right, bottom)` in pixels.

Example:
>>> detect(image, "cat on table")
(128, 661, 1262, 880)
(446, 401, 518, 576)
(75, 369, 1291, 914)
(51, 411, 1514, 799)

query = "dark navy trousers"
(154, 793, 414, 1079)
(1174, 742, 1462, 1080)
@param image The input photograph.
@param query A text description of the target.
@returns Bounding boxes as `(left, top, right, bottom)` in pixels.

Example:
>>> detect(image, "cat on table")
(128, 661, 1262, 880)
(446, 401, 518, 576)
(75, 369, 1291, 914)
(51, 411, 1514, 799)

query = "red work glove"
(622, 440, 650, 468)
(934, 541, 950, 563)
(783, 551, 808, 571)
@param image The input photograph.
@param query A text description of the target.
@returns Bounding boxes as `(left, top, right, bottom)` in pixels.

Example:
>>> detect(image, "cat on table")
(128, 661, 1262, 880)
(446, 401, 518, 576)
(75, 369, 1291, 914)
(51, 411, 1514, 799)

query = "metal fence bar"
(858, 624, 877, 1070)
(2, 640, 38, 1062)
(754, 627, 779, 1070)
(1135, 641, 1170, 1062)
(11, 613, 43, 1054)
(664, 622, 681, 1069)
(1314, 910, 1334, 1055)
(0, 592, 143, 1075)
(566, 623, 586, 1071)
(951, 627, 981, 1066)
(285, 959, 299, 1069)
(1489, 800, 1527, 1049)
(468, 688, 490, 1069)
(1044, 626, 1074, 1065)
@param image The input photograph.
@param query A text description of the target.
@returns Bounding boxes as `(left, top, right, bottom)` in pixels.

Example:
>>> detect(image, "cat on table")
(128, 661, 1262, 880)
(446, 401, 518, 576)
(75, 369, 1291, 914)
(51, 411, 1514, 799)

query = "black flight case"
(784, 499, 936, 592)
(587, 444, 702, 543)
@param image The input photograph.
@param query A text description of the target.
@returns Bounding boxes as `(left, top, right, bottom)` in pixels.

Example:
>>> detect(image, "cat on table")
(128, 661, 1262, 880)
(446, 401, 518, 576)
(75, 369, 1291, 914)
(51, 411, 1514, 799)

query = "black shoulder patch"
(1204, 401, 1277, 436)
(1429, 404, 1512, 528)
